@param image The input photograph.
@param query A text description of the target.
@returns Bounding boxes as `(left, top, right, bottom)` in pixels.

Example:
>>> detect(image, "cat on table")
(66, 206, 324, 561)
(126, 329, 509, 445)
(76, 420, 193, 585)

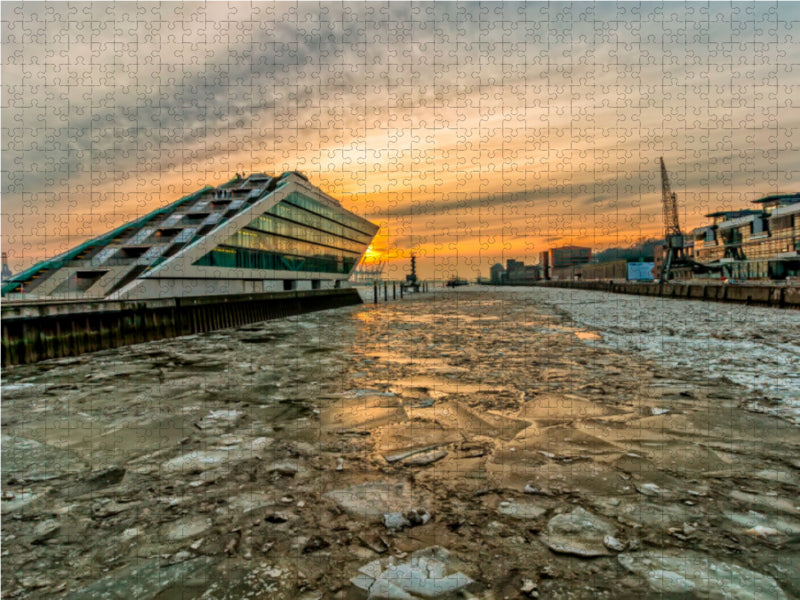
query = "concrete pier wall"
(535, 280, 800, 308)
(1, 288, 362, 366)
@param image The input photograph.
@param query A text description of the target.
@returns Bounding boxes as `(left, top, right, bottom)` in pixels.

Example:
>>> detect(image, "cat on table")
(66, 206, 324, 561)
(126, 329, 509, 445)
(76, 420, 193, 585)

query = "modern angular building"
(2, 172, 379, 300)
(691, 192, 800, 280)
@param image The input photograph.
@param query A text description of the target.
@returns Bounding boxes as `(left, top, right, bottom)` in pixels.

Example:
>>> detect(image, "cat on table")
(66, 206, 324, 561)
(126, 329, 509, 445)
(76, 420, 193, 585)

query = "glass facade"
(247, 216, 368, 253)
(695, 213, 799, 262)
(194, 246, 356, 274)
(194, 191, 373, 275)
(278, 192, 375, 242)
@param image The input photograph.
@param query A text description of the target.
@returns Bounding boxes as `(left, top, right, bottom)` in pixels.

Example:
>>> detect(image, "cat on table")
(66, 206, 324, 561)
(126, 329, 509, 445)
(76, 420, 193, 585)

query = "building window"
(193, 246, 356, 274)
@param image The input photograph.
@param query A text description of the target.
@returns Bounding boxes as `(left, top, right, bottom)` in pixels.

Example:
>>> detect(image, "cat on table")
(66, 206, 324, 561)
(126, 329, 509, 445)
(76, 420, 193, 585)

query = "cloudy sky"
(2, 2, 799, 279)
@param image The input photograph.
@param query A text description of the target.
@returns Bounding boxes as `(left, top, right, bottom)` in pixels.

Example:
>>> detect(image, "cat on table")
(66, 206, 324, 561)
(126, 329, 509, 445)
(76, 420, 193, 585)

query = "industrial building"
(537, 246, 592, 280)
(2, 172, 379, 300)
(548, 246, 592, 269)
(555, 259, 655, 282)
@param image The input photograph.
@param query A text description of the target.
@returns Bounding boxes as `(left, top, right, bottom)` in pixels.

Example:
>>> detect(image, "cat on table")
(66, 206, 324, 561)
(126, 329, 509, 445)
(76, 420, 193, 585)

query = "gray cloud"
(2, 2, 799, 271)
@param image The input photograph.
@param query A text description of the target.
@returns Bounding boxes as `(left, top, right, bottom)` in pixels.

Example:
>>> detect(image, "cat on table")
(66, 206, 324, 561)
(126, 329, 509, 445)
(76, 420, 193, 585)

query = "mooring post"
(384, 282, 388, 302)
(373, 282, 378, 304)
(393, 282, 396, 300)
(400, 285, 404, 299)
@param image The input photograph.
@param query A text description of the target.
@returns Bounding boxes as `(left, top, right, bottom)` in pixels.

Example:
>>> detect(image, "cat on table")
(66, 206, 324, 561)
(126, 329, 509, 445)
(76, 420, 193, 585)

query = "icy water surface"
(524, 286, 800, 420)
(2, 289, 799, 599)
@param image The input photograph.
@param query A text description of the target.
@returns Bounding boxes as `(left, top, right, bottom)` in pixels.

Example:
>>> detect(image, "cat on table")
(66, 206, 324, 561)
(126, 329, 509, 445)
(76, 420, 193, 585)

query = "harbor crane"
(659, 157, 687, 281)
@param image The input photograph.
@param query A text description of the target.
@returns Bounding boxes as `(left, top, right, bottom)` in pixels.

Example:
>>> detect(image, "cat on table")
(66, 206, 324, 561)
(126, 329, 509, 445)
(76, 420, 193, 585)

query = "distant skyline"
(3, 2, 799, 280)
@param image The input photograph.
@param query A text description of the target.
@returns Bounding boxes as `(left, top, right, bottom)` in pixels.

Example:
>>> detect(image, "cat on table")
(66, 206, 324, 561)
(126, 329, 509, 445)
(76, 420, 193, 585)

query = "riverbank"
(530, 280, 800, 308)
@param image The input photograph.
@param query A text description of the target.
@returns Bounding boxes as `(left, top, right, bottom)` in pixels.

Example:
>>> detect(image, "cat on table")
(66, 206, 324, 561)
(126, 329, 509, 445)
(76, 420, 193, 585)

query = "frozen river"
(521, 286, 800, 420)
(2, 288, 799, 599)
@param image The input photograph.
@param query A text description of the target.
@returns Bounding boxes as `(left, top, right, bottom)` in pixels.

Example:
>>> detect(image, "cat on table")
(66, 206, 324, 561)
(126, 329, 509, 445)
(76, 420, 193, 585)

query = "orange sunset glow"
(3, 2, 798, 280)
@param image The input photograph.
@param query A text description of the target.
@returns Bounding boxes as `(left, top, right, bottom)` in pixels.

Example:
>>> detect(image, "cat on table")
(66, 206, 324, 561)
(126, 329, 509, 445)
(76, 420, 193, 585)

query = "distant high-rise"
(489, 263, 505, 284)
(2, 172, 379, 300)
(548, 246, 592, 269)
(1, 252, 12, 282)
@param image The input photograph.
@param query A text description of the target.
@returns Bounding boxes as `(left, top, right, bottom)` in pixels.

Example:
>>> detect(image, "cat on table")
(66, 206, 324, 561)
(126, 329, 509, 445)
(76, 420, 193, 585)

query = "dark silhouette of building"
(1, 252, 12, 282)
(548, 246, 592, 269)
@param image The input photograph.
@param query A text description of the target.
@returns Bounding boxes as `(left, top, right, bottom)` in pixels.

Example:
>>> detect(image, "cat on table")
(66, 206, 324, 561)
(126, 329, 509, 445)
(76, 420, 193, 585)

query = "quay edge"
(1, 288, 362, 367)
(534, 280, 800, 309)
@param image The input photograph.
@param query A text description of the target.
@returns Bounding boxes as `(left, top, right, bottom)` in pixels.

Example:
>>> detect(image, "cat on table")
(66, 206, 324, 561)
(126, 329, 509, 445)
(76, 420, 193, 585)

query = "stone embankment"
(535, 280, 800, 308)
(1, 288, 361, 366)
